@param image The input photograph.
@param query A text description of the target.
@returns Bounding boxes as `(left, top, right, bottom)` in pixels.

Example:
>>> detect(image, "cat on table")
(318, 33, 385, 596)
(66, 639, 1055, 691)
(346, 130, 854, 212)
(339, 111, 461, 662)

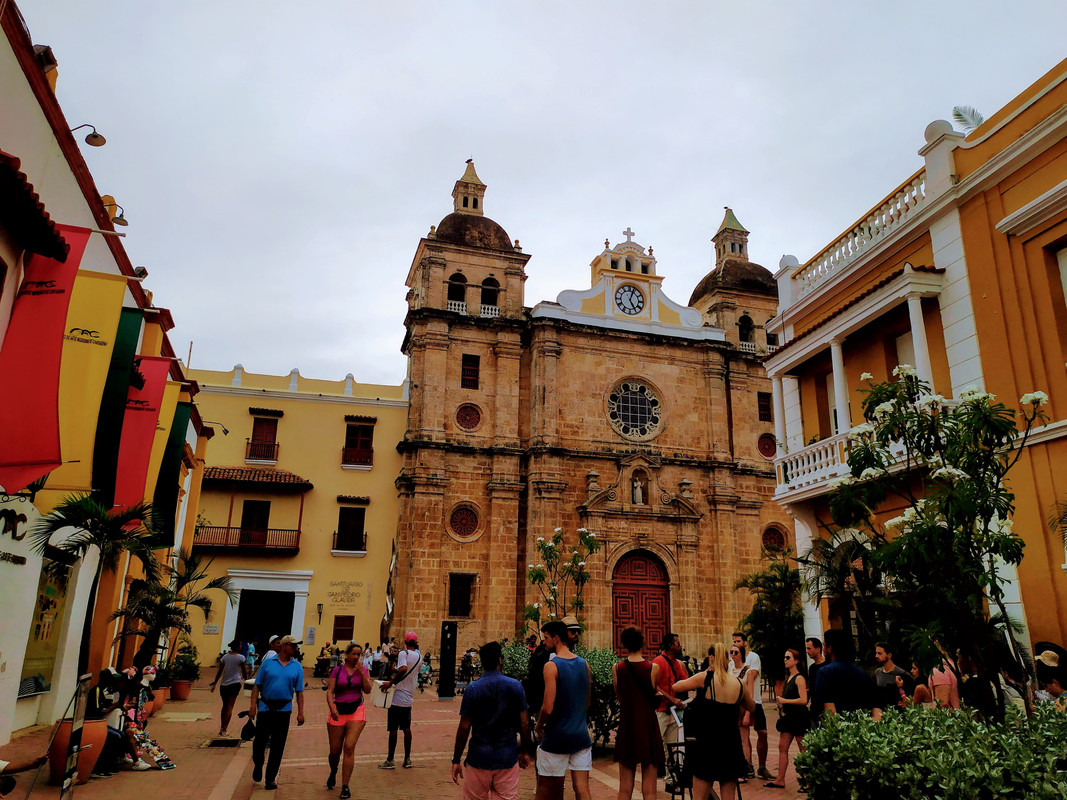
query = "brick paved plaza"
(0, 671, 801, 800)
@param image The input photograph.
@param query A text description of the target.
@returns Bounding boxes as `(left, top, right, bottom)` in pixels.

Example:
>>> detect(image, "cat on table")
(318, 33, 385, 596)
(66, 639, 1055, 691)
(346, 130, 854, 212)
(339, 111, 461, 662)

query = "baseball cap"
(562, 615, 582, 630)
(276, 635, 302, 647)
(405, 631, 418, 643)
(268, 635, 280, 644)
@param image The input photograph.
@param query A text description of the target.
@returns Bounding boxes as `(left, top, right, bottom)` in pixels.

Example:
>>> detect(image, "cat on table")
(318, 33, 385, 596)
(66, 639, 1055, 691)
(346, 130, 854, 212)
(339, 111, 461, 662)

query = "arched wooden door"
(611, 550, 669, 655)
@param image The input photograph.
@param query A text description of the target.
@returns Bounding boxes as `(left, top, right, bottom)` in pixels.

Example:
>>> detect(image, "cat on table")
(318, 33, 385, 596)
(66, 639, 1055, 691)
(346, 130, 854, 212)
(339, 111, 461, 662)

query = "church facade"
(395, 162, 793, 654)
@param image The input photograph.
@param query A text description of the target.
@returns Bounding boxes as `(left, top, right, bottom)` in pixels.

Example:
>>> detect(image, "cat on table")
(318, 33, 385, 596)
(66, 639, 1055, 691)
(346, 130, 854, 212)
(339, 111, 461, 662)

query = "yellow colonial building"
(186, 366, 407, 663)
(766, 57, 1067, 646)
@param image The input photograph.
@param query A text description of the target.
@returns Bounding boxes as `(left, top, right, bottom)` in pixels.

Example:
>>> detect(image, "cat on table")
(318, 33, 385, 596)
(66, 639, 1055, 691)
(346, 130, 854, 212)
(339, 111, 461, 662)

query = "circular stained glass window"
(762, 528, 786, 552)
(449, 506, 479, 537)
(757, 433, 777, 459)
(607, 380, 662, 441)
(456, 404, 481, 430)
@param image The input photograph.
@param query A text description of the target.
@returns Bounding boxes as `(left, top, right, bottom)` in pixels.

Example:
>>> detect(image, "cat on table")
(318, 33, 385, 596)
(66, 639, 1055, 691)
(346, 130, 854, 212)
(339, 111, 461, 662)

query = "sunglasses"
(730, 650, 740, 655)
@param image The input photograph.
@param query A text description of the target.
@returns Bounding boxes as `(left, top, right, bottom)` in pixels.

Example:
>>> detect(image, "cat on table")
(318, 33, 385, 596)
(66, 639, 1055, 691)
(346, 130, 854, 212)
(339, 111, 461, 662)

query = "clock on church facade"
(395, 163, 790, 655)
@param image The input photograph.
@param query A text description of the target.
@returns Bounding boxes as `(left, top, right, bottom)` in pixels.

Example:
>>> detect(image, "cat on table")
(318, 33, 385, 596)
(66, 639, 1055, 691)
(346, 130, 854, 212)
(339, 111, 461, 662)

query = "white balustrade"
(480, 304, 500, 318)
(447, 300, 467, 314)
(775, 432, 851, 494)
(738, 340, 758, 353)
(793, 171, 926, 298)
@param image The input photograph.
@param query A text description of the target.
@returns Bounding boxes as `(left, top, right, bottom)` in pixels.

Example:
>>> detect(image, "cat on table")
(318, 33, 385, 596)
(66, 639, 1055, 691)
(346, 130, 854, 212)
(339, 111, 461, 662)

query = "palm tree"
(164, 547, 238, 659)
(735, 549, 804, 682)
(952, 105, 985, 133)
(29, 494, 163, 674)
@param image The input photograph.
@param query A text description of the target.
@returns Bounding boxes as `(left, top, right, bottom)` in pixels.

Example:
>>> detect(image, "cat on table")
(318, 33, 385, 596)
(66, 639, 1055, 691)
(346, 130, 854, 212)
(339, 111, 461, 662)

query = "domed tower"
(690, 207, 779, 352)
(396, 161, 530, 652)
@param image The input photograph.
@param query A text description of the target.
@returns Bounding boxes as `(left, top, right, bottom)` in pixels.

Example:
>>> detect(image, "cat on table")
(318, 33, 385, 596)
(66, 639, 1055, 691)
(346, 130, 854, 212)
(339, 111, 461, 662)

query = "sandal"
(764, 782, 786, 789)
(326, 770, 337, 790)
(340, 787, 351, 799)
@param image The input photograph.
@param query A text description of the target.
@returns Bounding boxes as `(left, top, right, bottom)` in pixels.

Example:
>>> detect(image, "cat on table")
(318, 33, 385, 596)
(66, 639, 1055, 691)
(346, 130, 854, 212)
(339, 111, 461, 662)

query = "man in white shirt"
(732, 632, 771, 781)
(378, 632, 422, 770)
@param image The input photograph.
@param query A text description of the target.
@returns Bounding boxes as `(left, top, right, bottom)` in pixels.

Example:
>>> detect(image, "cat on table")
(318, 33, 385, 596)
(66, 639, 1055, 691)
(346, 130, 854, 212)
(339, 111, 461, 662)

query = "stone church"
(395, 162, 793, 654)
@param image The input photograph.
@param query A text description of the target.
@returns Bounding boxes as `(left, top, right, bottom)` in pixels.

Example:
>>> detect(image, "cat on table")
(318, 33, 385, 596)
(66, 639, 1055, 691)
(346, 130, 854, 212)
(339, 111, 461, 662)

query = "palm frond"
(952, 105, 985, 133)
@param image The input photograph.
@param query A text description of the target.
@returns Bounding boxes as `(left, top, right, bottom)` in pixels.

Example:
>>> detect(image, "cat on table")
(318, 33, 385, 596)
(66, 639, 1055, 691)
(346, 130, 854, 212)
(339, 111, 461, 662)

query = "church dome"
(434, 212, 514, 252)
(688, 258, 777, 306)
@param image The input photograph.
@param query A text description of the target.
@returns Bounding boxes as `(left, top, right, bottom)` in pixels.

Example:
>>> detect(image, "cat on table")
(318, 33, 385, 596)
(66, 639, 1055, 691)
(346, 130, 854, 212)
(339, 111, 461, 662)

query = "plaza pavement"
(1, 672, 803, 800)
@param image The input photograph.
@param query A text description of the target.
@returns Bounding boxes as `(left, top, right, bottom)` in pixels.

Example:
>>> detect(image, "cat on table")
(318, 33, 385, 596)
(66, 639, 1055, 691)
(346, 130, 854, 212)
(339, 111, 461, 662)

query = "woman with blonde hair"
(326, 642, 372, 799)
(673, 642, 754, 800)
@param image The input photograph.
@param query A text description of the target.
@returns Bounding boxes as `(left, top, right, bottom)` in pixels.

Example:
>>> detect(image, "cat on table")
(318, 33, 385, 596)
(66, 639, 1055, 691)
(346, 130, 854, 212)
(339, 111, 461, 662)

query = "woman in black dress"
(768, 648, 809, 789)
(672, 642, 755, 800)
(612, 627, 664, 800)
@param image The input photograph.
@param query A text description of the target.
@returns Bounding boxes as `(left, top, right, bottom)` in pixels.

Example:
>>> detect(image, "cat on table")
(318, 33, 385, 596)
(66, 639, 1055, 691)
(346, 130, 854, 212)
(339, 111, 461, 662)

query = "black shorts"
(219, 683, 241, 700)
(387, 705, 412, 731)
(749, 703, 767, 731)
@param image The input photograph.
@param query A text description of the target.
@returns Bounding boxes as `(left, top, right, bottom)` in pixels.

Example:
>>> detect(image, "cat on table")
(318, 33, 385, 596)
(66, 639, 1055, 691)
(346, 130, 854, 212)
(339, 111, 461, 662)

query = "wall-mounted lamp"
(316, 603, 324, 624)
(102, 203, 128, 227)
(201, 420, 229, 436)
(70, 124, 106, 147)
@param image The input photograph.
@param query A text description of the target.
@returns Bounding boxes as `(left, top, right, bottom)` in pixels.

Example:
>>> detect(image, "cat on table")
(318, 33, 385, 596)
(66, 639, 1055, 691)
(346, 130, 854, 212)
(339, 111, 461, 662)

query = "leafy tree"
(524, 527, 601, 629)
(736, 548, 804, 681)
(820, 367, 1047, 720)
(29, 494, 163, 673)
(952, 105, 985, 133)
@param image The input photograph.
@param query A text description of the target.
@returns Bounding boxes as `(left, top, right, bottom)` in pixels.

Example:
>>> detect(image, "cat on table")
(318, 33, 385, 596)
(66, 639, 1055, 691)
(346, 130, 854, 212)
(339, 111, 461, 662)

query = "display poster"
(19, 559, 71, 697)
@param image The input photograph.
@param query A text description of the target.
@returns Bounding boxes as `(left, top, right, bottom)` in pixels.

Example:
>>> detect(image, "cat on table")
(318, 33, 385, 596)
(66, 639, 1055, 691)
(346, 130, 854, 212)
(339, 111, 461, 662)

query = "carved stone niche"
(577, 454, 702, 522)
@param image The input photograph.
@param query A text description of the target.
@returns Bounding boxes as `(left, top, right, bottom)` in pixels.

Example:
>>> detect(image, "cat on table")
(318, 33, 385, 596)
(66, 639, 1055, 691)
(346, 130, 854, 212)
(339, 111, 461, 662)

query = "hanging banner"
(92, 309, 143, 508)
(152, 402, 193, 546)
(45, 271, 128, 492)
(113, 356, 171, 509)
(0, 225, 92, 494)
(142, 381, 179, 504)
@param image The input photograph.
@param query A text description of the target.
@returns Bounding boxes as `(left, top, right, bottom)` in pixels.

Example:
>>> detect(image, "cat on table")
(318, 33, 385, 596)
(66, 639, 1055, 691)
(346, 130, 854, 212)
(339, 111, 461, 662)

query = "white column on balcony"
(829, 338, 851, 433)
(772, 376, 787, 454)
(788, 504, 825, 639)
(907, 294, 934, 386)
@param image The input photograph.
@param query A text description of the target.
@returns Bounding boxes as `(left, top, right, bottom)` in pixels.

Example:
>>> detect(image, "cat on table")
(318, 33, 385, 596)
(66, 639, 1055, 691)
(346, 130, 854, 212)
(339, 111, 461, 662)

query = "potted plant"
(169, 641, 201, 701)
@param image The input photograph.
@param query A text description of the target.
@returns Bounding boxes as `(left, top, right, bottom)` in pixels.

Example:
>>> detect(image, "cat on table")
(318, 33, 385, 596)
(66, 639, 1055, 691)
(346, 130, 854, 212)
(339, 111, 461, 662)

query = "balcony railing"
(794, 170, 926, 298)
(193, 525, 300, 551)
(738, 340, 758, 353)
(447, 300, 467, 314)
(332, 530, 367, 553)
(480, 304, 500, 318)
(341, 447, 373, 467)
(245, 439, 279, 462)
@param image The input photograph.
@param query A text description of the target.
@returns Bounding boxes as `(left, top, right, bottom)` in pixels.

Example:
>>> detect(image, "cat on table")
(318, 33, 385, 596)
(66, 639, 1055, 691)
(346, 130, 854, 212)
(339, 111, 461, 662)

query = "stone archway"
(611, 550, 669, 655)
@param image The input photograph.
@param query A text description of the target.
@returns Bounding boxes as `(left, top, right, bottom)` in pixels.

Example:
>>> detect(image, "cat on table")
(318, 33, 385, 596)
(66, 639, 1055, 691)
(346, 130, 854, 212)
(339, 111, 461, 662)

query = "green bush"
(795, 703, 1067, 800)
(170, 640, 201, 682)
(501, 640, 531, 681)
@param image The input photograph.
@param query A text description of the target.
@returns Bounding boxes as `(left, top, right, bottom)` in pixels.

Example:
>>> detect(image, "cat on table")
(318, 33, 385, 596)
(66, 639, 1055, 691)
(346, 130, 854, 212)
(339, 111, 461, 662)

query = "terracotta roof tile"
(0, 150, 68, 261)
(204, 466, 313, 491)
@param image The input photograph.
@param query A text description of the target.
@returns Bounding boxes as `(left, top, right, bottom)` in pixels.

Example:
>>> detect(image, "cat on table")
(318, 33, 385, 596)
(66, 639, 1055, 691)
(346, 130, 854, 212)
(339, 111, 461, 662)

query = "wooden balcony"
(245, 439, 279, 462)
(193, 525, 300, 553)
(332, 530, 367, 554)
(341, 447, 373, 467)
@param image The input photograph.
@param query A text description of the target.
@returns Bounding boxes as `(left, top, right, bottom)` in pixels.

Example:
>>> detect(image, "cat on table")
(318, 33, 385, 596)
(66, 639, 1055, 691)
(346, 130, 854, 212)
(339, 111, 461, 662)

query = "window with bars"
(461, 354, 480, 389)
(448, 574, 474, 617)
(757, 392, 773, 423)
(342, 424, 374, 466)
(333, 615, 354, 642)
(335, 507, 366, 551)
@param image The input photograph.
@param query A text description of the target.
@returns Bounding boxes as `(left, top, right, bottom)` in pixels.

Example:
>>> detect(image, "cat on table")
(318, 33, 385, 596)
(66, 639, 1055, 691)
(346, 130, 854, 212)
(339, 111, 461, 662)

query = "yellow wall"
(185, 367, 407, 663)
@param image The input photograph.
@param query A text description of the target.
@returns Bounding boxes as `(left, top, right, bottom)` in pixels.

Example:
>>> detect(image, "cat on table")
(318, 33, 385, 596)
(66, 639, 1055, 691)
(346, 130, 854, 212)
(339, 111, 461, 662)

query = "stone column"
(772, 376, 787, 454)
(829, 339, 850, 434)
(907, 294, 934, 386)
(788, 504, 825, 639)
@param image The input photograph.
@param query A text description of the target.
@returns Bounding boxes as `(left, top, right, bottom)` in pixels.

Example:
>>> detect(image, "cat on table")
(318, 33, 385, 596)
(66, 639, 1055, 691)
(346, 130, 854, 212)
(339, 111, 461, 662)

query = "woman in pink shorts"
(326, 643, 372, 798)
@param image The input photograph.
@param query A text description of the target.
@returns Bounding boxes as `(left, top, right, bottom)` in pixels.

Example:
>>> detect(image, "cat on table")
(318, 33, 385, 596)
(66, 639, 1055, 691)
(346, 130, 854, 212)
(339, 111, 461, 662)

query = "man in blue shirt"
(249, 635, 305, 790)
(812, 629, 877, 717)
(451, 641, 531, 800)
(535, 620, 592, 800)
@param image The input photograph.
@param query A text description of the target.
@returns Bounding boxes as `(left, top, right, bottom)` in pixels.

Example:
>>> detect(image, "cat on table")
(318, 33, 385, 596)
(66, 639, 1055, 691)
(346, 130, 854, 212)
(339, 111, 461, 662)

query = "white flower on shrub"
(579, 561, 586, 567)
(860, 372, 874, 381)
(577, 527, 588, 533)
(917, 393, 946, 410)
(859, 467, 880, 481)
(885, 515, 908, 531)
(829, 475, 854, 489)
(554, 527, 563, 533)
(1020, 391, 1048, 406)
(960, 385, 995, 402)
(874, 401, 896, 419)
(932, 465, 969, 482)
(536, 536, 544, 542)
(892, 364, 916, 377)
(848, 424, 875, 441)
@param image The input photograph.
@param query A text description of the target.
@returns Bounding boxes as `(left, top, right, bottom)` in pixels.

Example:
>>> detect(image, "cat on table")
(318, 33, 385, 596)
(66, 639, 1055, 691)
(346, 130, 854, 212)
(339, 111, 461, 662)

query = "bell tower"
(451, 160, 486, 215)
(712, 207, 750, 267)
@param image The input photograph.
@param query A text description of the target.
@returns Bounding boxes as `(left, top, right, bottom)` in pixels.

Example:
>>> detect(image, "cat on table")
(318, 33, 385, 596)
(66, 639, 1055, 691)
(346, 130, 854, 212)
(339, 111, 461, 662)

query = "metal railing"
(341, 447, 373, 466)
(332, 530, 367, 552)
(193, 525, 300, 551)
(245, 439, 279, 461)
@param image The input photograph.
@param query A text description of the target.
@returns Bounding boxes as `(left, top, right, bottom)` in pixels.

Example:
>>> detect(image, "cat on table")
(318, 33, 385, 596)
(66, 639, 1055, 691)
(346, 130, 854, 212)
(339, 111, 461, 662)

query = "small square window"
(333, 615, 354, 642)
(766, 332, 778, 347)
(461, 354, 480, 390)
(448, 574, 474, 617)
(757, 392, 773, 423)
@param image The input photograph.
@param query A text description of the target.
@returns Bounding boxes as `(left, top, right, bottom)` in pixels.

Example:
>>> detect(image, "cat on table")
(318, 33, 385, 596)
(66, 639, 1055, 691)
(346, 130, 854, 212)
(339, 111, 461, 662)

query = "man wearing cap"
(561, 616, 583, 650)
(379, 632, 422, 769)
(249, 635, 305, 790)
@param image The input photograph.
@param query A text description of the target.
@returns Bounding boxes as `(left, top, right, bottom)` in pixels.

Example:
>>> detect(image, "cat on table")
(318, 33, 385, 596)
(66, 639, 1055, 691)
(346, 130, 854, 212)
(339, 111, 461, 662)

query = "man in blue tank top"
(534, 620, 592, 800)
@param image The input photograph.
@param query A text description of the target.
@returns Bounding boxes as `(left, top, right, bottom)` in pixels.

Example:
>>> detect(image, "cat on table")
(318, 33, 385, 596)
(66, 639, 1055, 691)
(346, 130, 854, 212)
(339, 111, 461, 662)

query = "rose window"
(762, 528, 786, 552)
(607, 380, 662, 441)
(456, 404, 481, 430)
(757, 433, 777, 459)
(449, 506, 479, 537)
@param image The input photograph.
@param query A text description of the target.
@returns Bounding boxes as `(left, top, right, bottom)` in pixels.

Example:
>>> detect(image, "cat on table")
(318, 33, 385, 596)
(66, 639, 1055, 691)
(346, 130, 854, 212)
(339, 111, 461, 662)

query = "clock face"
(614, 284, 645, 315)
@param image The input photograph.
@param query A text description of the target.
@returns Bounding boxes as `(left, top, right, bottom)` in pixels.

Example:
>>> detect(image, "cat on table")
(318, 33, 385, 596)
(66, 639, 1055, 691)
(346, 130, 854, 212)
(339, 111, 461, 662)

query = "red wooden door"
(612, 551, 670, 655)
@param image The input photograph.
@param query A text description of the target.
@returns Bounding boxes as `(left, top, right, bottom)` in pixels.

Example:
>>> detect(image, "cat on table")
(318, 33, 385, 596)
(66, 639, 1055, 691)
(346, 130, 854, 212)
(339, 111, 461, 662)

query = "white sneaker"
(132, 759, 152, 771)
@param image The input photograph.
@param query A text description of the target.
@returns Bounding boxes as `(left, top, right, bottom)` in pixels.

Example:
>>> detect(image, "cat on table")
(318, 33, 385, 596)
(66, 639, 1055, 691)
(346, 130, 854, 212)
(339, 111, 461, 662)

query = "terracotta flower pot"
(49, 718, 107, 785)
(170, 679, 193, 701)
(155, 686, 169, 712)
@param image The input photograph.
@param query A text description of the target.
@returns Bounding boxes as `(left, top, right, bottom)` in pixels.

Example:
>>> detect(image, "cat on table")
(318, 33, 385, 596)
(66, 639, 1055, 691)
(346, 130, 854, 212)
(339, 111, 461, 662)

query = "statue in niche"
(632, 472, 648, 505)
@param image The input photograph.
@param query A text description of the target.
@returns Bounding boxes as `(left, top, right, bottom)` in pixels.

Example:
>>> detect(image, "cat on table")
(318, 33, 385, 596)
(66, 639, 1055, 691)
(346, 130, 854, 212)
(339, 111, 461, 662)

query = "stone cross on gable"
(623, 227, 635, 243)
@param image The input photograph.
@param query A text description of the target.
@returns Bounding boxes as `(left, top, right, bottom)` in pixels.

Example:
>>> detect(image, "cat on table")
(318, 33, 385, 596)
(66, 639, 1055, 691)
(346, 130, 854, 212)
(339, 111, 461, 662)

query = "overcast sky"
(23, 2, 1067, 385)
